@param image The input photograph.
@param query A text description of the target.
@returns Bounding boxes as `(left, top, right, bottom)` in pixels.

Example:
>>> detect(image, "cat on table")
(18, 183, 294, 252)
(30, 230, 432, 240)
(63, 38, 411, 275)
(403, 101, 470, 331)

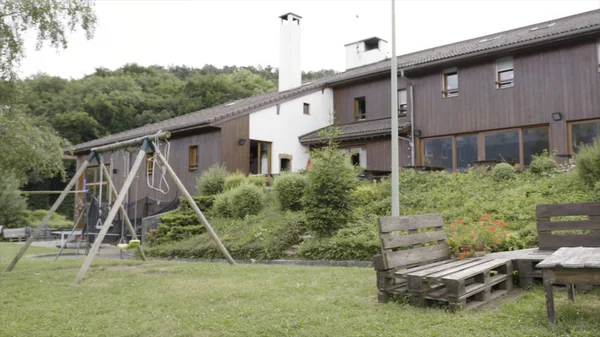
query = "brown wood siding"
(333, 38, 600, 158)
(76, 129, 221, 202)
(334, 79, 409, 125)
(217, 115, 250, 173)
(365, 137, 411, 171)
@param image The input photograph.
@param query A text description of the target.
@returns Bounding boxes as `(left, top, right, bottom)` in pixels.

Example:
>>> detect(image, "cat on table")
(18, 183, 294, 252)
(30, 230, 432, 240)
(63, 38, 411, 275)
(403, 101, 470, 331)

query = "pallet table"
(536, 247, 600, 324)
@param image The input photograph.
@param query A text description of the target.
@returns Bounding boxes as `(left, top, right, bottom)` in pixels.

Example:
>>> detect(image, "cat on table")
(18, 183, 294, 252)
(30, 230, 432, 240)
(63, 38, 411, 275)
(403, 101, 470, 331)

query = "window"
(250, 140, 271, 174)
(398, 89, 407, 114)
(422, 138, 453, 171)
(523, 127, 549, 165)
(442, 68, 458, 97)
(570, 119, 600, 153)
(354, 97, 366, 121)
(303, 103, 310, 115)
(496, 57, 514, 88)
(188, 146, 198, 172)
(456, 135, 478, 171)
(351, 153, 360, 166)
(484, 130, 520, 164)
(146, 153, 153, 176)
(345, 147, 367, 168)
(280, 158, 291, 171)
(364, 38, 378, 51)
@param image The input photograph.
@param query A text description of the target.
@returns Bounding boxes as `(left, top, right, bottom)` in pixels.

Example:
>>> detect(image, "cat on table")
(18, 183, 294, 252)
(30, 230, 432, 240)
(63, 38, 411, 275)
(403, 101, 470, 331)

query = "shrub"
(23, 209, 72, 230)
(530, 150, 557, 174)
(576, 139, 600, 186)
(212, 193, 232, 218)
(192, 196, 215, 211)
(594, 181, 600, 201)
(196, 164, 227, 196)
(273, 173, 306, 211)
(229, 183, 265, 218)
(246, 175, 266, 188)
(303, 140, 357, 236)
(492, 163, 515, 181)
(223, 171, 246, 191)
(147, 202, 207, 246)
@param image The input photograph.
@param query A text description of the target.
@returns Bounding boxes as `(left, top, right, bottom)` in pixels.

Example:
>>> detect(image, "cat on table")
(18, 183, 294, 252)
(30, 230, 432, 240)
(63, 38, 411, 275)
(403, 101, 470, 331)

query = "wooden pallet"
(398, 258, 512, 310)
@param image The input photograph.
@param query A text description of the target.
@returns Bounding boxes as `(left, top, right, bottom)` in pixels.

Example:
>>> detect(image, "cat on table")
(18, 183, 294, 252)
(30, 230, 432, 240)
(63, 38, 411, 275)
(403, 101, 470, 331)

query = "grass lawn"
(1, 243, 599, 337)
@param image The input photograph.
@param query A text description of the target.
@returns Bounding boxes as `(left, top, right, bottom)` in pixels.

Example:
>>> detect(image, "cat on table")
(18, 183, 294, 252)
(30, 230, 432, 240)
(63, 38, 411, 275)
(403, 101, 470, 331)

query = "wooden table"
(536, 247, 600, 323)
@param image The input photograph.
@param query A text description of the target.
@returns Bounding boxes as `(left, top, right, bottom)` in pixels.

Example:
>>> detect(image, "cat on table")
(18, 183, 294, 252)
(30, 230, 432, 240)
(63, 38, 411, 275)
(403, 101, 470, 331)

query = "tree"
(0, 0, 97, 79)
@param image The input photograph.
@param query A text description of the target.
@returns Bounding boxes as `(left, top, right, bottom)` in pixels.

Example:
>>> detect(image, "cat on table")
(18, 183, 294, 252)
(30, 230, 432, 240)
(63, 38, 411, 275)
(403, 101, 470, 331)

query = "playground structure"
(5, 131, 235, 284)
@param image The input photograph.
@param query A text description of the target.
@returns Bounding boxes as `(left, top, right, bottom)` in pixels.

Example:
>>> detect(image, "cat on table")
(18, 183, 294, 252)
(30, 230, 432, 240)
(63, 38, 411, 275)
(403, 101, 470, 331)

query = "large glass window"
(571, 120, 600, 153)
(422, 137, 453, 171)
(456, 135, 478, 171)
(523, 127, 549, 165)
(484, 130, 519, 164)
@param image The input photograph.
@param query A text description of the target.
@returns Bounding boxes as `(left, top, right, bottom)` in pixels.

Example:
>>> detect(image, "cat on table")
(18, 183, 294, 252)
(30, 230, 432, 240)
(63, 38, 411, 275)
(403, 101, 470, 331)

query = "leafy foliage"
(529, 150, 557, 174)
(302, 126, 357, 236)
(575, 139, 600, 186)
(0, 0, 97, 79)
(273, 173, 306, 211)
(21, 209, 72, 230)
(0, 170, 28, 228)
(196, 164, 227, 196)
(223, 171, 246, 191)
(223, 183, 265, 219)
(492, 163, 516, 181)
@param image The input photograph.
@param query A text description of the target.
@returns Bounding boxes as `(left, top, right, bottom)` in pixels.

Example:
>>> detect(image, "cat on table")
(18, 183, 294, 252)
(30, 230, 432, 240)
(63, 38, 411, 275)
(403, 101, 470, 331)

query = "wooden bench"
(3, 227, 30, 242)
(373, 214, 512, 310)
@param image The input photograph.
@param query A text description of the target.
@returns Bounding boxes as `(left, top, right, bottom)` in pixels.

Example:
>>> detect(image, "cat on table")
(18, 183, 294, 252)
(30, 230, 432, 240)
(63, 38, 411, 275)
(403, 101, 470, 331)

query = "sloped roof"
(71, 9, 599, 153)
(299, 117, 411, 144)
(71, 78, 328, 152)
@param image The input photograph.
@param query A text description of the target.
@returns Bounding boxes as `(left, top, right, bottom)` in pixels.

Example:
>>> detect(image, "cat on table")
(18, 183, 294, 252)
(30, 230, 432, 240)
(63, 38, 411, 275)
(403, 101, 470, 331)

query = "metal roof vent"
(529, 22, 555, 32)
(478, 35, 503, 43)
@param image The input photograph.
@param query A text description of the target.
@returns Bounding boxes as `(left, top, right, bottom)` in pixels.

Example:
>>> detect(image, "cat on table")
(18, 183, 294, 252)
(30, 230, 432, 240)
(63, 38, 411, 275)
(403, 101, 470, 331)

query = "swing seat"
(117, 240, 140, 250)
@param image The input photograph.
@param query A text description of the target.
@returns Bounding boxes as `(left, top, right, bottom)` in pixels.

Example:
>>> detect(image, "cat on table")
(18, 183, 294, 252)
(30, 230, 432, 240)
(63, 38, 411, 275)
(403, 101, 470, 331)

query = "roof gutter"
(327, 26, 600, 87)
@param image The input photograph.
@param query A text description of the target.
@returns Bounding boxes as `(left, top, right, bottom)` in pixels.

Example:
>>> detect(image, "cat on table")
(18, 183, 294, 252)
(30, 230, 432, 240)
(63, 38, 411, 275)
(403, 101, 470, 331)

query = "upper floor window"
(354, 97, 366, 121)
(442, 68, 458, 98)
(496, 57, 514, 88)
(398, 89, 407, 115)
(303, 103, 310, 115)
(188, 146, 198, 172)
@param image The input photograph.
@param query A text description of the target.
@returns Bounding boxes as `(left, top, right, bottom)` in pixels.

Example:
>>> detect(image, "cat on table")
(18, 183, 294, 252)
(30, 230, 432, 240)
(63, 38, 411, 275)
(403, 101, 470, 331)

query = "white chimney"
(279, 13, 302, 92)
(345, 37, 388, 70)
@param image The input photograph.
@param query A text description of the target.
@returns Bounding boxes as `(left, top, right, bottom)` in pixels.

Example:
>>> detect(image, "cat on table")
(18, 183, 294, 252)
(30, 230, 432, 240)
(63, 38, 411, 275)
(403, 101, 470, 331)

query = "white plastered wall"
(249, 88, 333, 173)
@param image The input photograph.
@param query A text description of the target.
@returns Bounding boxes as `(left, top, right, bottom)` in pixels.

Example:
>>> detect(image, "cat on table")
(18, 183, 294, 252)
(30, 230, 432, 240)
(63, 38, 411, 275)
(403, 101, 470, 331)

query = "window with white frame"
(496, 57, 514, 88)
(442, 68, 458, 97)
(398, 89, 407, 114)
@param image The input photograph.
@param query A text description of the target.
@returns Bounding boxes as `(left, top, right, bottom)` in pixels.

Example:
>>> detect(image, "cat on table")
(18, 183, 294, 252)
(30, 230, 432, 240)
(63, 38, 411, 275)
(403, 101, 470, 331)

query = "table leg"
(567, 284, 575, 302)
(543, 269, 556, 324)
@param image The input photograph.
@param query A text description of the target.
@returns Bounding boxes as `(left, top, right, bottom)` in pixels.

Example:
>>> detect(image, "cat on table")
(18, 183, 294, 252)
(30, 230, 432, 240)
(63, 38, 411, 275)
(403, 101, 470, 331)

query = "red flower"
(493, 236, 502, 243)
(469, 234, 477, 240)
(479, 214, 491, 221)
(456, 219, 463, 225)
(489, 227, 497, 233)
(498, 221, 508, 227)
(450, 225, 458, 231)
(502, 231, 508, 237)
(458, 254, 464, 260)
(482, 221, 489, 226)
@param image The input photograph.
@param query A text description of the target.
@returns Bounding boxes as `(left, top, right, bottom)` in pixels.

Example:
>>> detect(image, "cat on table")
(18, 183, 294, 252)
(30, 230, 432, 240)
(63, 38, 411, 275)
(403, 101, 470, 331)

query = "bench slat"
(425, 259, 492, 281)
(538, 233, 600, 250)
(536, 202, 600, 218)
(442, 259, 510, 281)
(384, 243, 450, 270)
(381, 230, 447, 250)
(378, 214, 444, 233)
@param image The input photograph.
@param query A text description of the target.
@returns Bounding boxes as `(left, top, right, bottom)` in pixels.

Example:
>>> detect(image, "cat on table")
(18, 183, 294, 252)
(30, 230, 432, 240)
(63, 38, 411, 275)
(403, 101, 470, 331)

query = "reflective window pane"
(446, 73, 458, 91)
(422, 137, 453, 171)
(572, 121, 600, 152)
(484, 130, 519, 164)
(523, 127, 549, 165)
(456, 135, 478, 171)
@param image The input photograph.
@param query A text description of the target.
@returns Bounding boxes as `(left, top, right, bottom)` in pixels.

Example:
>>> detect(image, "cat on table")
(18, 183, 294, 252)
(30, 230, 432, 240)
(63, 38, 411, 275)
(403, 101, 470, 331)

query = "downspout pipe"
(400, 69, 415, 166)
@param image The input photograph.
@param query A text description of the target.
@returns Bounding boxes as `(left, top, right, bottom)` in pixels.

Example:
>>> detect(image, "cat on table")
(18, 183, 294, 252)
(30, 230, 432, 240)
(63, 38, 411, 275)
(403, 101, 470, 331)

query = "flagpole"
(390, 0, 399, 217)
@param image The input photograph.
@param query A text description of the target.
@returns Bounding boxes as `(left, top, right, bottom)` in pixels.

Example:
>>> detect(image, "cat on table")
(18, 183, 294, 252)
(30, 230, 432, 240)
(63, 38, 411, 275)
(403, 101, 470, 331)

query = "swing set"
(4, 131, 235, 284)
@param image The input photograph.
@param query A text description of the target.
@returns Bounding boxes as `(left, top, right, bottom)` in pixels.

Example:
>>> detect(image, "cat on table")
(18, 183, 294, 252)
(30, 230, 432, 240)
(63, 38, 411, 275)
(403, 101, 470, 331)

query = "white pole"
(390, 0, 400, 217)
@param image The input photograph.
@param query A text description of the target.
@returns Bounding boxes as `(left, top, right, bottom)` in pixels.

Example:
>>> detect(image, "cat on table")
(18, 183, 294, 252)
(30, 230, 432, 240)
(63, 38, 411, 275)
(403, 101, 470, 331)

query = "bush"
(303, 141, 357, 236)
(196, 164, 227, 196)
(212, 193, 233, 218)
(576, 139, 600, 186)
(147, 203, 207, 246)
(246, 175, 266, 188)
(492, 163, 515, 181)
(192, 195, 215, 211)
(23, 209, 72, 230)
(229, 183, 265, 218)
(223, 171, 246, 191)
(530, 150, 557, 174)
(273, 173, 306, 211)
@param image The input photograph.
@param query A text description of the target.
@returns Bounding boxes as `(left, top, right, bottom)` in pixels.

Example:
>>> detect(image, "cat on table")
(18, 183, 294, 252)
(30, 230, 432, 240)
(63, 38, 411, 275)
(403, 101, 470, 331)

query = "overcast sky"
(18, 0, 600, 79)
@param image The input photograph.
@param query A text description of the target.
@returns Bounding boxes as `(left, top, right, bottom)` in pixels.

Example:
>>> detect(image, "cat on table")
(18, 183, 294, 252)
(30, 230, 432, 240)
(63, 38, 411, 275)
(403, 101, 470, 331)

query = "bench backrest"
(536, 202, 600, 250)
(3, 228, 28, 239)
(376, 214, 450, 270)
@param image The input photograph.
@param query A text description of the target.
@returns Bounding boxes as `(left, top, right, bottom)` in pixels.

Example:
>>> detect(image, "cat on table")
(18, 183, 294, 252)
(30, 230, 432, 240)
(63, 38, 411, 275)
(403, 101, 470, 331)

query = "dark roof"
(344, 36, 388, 47)
(71, 9, 599, 153)
(279, 12, 302, 20)
(71, 78, 328, 152)
(327, 9, 600, 85)
(299, 117, 411, 144)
